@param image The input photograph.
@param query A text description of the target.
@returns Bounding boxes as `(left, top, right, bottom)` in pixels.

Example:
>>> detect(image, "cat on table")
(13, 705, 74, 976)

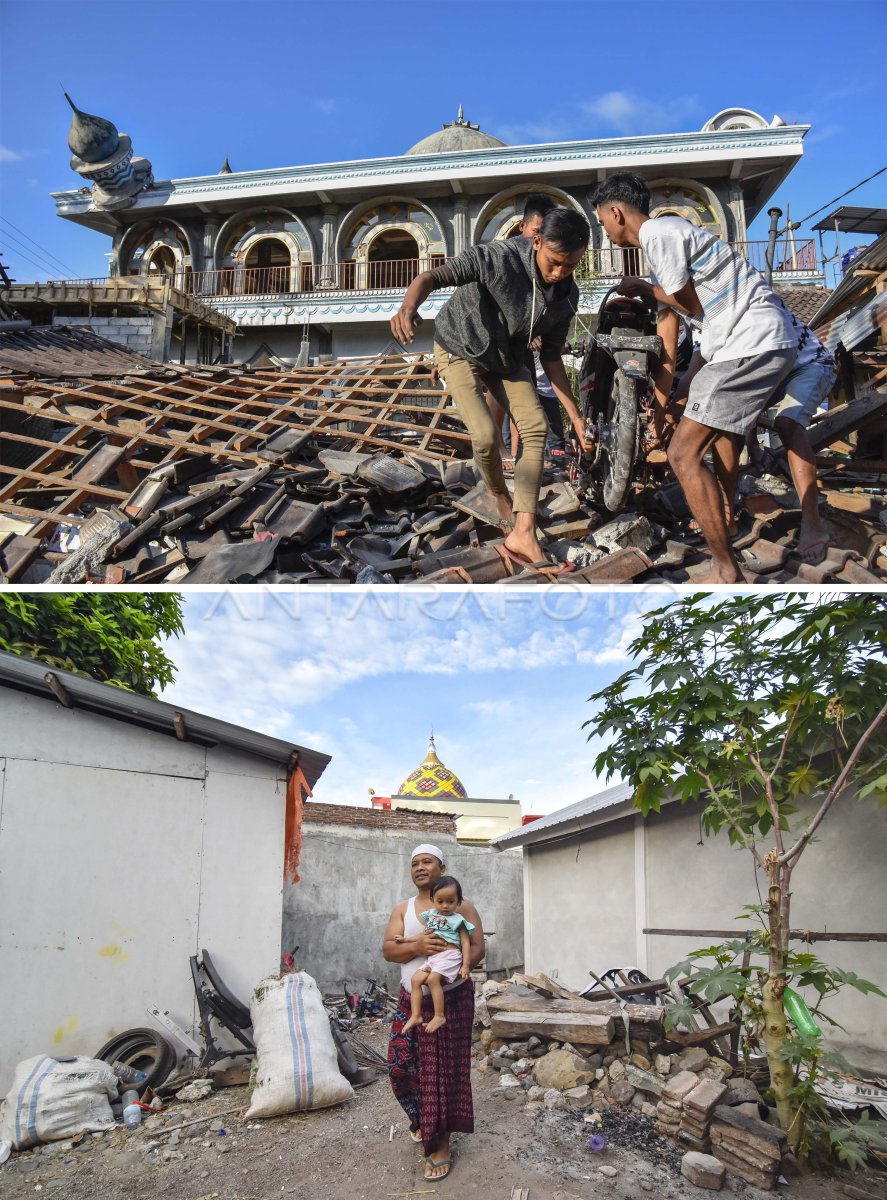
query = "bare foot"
(402, 1015, 422, 1033)
(503, 530, 546, 565)
(698, 557, 744, 584)
(423, 1014, 446, 1034)
(795, 530, 829, 565)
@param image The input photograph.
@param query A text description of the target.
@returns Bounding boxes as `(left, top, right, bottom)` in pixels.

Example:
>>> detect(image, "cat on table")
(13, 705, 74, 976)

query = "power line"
(0, 243, 65, 281)
(792, 165, 887, 230)
(0, 228, 75, 280)
(0, 215, 79, 277)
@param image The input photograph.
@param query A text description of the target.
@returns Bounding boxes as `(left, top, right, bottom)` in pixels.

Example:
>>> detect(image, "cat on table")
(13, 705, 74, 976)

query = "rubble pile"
(474, 972, 798, 1193)
(1, 353, 885, 584)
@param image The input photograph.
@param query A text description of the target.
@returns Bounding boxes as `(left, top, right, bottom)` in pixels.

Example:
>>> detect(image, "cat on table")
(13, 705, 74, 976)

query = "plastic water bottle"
(121, 1089, 142, 1129)
(111, 1061, 148, 1086)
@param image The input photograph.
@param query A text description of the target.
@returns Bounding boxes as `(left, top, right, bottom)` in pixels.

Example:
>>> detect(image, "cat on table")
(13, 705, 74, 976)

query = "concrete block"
(662, 1069, 700, 1104)
(684, 1079, 728, 1117)
(681, 1151, 725, 1190)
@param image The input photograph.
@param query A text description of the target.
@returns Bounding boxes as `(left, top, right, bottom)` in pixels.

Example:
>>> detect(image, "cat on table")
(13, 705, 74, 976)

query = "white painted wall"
(522, 797, 887, 1071)
(0, 690, 288, 1094)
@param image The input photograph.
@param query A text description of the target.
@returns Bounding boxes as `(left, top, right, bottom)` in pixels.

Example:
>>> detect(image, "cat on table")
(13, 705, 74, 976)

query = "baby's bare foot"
(402, 1015, 422, 1033)
(424, 1015, 446, 1034)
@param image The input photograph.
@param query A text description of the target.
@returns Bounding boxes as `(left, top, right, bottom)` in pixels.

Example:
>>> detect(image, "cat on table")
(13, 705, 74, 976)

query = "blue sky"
(0, 0, 884, 284)
(158, 586, 718, 817)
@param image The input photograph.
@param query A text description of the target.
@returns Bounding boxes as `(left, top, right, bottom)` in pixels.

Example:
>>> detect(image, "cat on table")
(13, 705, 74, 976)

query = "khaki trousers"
(433, 342, 548, 515)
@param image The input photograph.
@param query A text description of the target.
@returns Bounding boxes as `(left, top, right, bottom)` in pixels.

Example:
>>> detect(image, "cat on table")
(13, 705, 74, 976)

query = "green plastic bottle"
(783, 986, 821, 1038)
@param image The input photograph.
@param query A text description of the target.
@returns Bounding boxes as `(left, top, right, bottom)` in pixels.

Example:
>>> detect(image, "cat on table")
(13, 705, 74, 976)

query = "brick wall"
(302, 801, 456, 836)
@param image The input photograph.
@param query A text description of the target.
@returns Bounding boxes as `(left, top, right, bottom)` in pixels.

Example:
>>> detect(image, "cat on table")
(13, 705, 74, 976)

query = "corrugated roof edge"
(490, 781, 637, 850)
(0, 650, 331, 787)
(810, 231, 887, 329)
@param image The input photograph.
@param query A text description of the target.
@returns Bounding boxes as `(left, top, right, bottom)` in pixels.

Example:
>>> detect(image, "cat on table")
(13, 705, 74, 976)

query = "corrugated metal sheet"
(491, 781, 634, 849)
(0, 649, 332, 786)
(810, 232, 887, 329)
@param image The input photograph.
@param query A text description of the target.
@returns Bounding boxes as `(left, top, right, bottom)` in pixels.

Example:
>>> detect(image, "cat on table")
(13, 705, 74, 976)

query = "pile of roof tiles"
(1, 346, 885, 586)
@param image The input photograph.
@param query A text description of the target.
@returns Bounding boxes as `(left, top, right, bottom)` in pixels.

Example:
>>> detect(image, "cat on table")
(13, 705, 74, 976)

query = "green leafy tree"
(0, 593, 184, 697)
(585, 593, 887, 1151)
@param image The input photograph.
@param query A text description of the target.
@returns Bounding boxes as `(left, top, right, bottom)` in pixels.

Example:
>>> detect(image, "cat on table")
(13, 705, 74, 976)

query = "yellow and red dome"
(397, 735, 468, 799)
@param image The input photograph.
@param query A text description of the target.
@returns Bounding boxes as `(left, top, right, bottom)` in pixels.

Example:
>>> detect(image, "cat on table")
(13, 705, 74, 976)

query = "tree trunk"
(761, 874, 801, 1151)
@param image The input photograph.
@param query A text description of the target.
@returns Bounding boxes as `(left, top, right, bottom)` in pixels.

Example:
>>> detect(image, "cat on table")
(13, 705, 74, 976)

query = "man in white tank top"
(382, 844, 484, 1183)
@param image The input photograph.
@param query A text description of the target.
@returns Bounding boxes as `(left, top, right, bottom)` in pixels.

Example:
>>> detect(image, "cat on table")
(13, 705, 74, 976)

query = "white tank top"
(399, 897, 427, 992)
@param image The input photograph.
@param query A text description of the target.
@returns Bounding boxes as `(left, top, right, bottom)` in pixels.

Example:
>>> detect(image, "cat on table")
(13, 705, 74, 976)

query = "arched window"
(474, 187, 581, 244)
(124, 224, 192, 281)
(338, 201, 445, 289)
(243, 236, 292, 295)
(648, 182, 726, 239)
(217, 211, 314, 294)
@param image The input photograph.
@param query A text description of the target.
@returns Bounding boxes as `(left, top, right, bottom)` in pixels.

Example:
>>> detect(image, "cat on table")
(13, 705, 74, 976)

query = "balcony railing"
(41, 240, 819, 304)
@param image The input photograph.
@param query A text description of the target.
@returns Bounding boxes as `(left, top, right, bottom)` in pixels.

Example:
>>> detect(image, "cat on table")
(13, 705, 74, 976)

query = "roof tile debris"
(1, 345, 885, 585)
(0, 324, 177, 379)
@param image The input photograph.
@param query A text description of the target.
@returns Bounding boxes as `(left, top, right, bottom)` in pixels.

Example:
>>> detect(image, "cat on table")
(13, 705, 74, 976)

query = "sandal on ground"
(424, 1156, 452, 1181)
(409, 1129, 423, 1143)
(496, 543, 576, 577)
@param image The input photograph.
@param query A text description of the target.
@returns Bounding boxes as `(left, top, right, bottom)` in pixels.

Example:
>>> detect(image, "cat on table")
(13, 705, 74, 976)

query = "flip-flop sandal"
(424, 1156, 452, 1181)
(496, 543, 576, 577)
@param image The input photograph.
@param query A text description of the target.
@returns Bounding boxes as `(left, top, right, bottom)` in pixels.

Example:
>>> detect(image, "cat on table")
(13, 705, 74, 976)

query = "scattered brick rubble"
(474, 972, 802, 1192)
(2, 346, 885, 584)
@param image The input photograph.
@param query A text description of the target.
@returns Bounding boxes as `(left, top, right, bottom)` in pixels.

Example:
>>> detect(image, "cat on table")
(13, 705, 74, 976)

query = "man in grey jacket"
(390, 207, 590, 573)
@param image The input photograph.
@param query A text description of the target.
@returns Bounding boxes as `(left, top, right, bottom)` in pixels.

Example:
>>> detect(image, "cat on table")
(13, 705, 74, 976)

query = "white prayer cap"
(411, 844, 444, 863)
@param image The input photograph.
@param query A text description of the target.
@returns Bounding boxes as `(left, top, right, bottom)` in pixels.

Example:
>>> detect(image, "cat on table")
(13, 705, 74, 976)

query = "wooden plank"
(490, 1010, 615, 1045)
(486, 989, 663, 1028)
(663, 1021, 738, 1048)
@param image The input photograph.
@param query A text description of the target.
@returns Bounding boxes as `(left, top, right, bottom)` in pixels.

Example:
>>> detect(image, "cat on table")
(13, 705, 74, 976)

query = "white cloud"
(580, 91, 701, 135)
(496, 121, 571, 145)
(312, 99, 338, 116)
(0, 146, 23, 162)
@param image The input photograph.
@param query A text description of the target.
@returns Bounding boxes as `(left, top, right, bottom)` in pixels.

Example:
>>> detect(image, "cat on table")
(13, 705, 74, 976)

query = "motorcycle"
(572, 285, 663, 512)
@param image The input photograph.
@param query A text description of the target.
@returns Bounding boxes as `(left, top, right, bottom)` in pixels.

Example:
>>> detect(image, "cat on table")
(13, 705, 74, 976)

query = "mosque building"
(370, 733, 523, 843)
(53, 101, 823, 365)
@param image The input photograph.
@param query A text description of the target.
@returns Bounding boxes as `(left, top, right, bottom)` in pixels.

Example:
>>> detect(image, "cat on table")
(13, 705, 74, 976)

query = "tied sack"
(0, 1056, 117, 1150)
(245, 972, 353, 1118)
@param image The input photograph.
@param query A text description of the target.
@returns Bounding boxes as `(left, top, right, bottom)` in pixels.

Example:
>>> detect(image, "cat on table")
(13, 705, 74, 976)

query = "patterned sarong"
(387, 979, 475, 1155)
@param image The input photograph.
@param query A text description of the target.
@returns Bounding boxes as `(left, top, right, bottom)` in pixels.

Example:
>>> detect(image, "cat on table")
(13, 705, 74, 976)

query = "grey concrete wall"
(0, 688, 288, 1094)
(523, 795, 887, 1071)
(284, 823, 523, 996)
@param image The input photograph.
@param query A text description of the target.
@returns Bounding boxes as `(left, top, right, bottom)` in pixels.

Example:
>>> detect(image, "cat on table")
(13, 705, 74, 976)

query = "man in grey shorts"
(593, 172, 805, 583)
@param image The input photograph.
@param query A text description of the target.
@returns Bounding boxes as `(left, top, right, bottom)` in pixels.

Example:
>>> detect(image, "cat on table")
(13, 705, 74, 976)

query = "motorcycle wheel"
(602, 369, 641, 513)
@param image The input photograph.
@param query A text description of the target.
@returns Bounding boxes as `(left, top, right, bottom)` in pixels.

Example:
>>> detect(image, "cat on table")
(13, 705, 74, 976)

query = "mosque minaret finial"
(457, 103, 464, 123)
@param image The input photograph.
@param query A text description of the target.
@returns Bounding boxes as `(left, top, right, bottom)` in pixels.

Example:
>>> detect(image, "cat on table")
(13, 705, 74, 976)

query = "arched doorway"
(146, 245, 177, 277)
(243, 237, 292, 295)
(367, 229, 420, 289)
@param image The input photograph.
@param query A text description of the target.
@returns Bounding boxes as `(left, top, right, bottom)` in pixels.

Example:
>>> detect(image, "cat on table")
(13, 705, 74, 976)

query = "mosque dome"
(64, 93, 121, 163)
(397, 734, 468, 799)
(405, 106, 507, 156)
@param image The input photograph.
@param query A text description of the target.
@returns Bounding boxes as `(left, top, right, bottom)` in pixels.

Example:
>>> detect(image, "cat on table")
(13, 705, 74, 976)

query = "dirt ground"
(2, 1022, 884, 1200)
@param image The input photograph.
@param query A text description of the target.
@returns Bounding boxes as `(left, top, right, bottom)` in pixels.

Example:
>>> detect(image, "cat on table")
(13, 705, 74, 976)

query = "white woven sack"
(245, 971, 354, 1118)
(0, 1055, 117, 1150)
